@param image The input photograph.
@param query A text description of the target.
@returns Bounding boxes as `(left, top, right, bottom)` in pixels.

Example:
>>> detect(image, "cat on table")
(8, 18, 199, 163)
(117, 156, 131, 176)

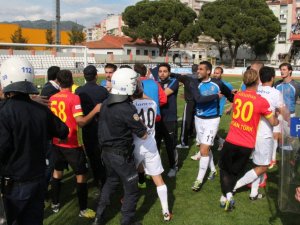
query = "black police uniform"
(0, 94, 68, 225)
(95, 94, 147, 225)
(75, 82, 108, 186)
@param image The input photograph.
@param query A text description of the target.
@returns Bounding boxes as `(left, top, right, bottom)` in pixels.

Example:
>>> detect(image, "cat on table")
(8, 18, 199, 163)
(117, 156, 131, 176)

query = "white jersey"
(132, 99, 163, 175)
(257, 86, 284, 138)
(133, 98, 157, 139)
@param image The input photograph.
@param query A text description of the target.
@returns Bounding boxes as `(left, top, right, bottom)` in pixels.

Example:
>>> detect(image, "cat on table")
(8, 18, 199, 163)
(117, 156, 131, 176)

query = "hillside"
(0, 20, 84, 31)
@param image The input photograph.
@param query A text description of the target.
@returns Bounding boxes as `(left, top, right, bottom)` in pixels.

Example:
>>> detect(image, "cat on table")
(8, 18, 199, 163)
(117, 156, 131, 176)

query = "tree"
(122, 0, 199, 56)
(197, 0, 280, 67)
(45, 28, 54, 45)
(10, 26, 28, 50)
(68, 26, 85, 45)
(251, 39, 275, 59)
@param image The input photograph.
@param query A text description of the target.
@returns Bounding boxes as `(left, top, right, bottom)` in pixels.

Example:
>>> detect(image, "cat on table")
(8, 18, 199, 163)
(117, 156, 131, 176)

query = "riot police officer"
(0, 57, 69, 225)
(93, 68, 147, 225)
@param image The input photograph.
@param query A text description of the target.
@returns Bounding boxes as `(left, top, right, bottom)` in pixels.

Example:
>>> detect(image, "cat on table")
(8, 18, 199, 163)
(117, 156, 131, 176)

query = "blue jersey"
(219, 80, 233, 116)
(241, 83, 246, 91)
(141, 79, 161, 118)
(100, 80, 107, 87)
(190, 78, 234, 118)
(275, 79, 300, 113)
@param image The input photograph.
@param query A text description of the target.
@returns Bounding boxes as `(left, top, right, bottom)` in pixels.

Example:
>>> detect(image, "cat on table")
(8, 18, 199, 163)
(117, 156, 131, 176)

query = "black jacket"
(41, 81, 60, 99)
(98, 94, 147, 152)
(0, 95, 69, 181)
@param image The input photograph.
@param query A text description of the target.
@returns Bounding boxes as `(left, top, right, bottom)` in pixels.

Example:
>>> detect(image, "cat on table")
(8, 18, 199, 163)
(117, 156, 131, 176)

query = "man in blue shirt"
(275, 63, 300, 117)
(156, 63, 179, 177)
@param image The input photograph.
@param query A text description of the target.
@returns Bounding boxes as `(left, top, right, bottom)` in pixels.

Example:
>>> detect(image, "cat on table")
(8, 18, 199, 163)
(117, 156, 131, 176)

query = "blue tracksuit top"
(141, 79, 161, 117)
(190, 77, 234, 118)
(275, 79, 300, 113)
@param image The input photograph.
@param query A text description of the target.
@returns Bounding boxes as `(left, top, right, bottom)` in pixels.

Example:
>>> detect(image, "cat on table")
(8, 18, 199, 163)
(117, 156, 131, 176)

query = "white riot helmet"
(111, 68, 139, 95)
(0, 57, 38, 94)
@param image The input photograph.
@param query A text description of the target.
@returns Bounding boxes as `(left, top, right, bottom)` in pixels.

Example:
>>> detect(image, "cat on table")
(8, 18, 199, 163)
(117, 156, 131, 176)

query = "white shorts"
(253, 136, 273, 166)
(194, 116, 220, 146)
(133, 137, 164, 176)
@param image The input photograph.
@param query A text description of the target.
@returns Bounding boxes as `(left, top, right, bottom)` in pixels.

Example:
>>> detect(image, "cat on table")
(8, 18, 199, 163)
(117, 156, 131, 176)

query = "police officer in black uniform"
(93, 68, 147, 225)
(0, 57, 69, 225)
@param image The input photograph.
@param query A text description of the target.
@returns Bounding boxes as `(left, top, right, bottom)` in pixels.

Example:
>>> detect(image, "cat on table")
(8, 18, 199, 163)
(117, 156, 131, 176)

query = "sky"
(0, 0, 139, 27)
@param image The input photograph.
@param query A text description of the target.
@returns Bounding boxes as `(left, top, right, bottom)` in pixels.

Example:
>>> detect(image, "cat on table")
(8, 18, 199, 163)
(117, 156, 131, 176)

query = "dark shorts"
(53, 145, 88, 175)
(218, 141, 253, 175)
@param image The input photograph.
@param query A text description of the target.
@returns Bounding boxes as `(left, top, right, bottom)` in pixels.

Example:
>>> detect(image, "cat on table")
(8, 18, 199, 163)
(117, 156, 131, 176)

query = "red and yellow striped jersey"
(50, 89, 83, 148)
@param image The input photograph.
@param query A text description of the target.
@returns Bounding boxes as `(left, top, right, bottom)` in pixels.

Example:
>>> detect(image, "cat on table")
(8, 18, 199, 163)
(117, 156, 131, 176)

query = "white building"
(83, 14, 124, 42)
(180, 0, 215, 14)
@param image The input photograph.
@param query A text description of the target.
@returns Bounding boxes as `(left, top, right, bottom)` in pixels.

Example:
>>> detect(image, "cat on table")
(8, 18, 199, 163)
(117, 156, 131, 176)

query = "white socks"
(209, 151, 216, 172)
(226, 192, 233, 200)
(157, 185, 169, 214)
(250, 174, 262, 197)
(234, 169, 258, 191)
(197, 156, 209, 182)
(272, 139, 278, 161)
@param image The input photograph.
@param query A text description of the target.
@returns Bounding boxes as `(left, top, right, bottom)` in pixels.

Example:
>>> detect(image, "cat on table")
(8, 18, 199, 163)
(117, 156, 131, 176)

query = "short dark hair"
(199, 61, 212, 74)
(158, 63, 171, 72)
(83, 65, 97, 82)
(105, 63, 117, 72)
(214, 66, 223, 74)
(134, 63, 147, 77)
(259, 66, 275, 83)
(57, 70, 74, 88)
(279, 63, 293, 71)
(191, 64, 198, 73)
(47, 66, 60, 81)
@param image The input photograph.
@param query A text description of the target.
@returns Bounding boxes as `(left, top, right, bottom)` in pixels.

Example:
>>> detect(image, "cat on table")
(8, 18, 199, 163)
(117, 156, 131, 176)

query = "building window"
(152, 50, 156, 57)
(136, 50, 140, 55)
(127, 49, 131, 55)
(278, 32, 286, 43)
(144, 50, 148, 56)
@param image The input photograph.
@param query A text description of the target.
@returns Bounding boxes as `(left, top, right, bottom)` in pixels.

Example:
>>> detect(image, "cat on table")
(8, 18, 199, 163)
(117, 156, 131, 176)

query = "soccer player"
(132, 83, 171, 221)
(100, 63, 117, 92)
(156, 63, 179, 177)
(218, 69, 278, 211)
(134, 63, 167, 122)
(50, 70, 100, 218)
(190, 61, 234, 191)
(134, 63, 167, 188)
(233, 66, 285, 199)
(274, 63, 300, 150)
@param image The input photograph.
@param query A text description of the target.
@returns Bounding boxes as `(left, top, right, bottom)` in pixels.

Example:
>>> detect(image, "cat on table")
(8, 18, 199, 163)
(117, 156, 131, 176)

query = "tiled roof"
(83, 35, 155, 49)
